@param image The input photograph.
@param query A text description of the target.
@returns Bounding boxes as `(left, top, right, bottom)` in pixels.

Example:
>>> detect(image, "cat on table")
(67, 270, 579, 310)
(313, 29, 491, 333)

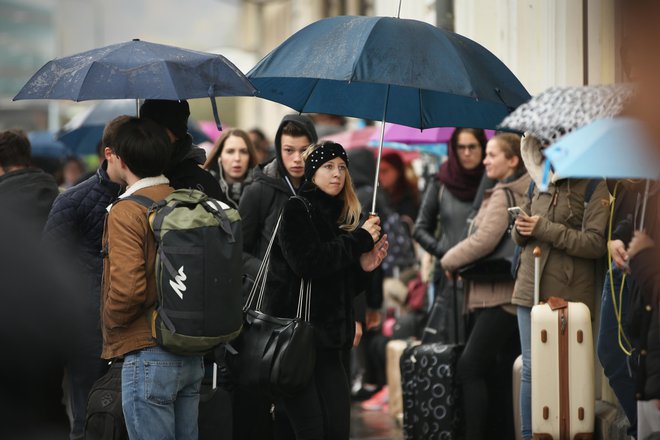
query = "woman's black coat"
(262, 184, 374, 350)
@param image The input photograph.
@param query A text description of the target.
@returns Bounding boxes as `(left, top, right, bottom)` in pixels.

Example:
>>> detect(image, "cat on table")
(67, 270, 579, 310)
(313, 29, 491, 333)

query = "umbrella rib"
(298, 78, 321, 113)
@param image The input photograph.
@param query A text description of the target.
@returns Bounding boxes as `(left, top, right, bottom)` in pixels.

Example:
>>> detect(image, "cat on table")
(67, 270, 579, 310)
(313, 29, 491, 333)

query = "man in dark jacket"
(235, 114, 317, 440)
(140, 99, 227, 202)
(0, 129, 59, 235)
(42, 116, 127, 440)
(239, 114, 318, 279)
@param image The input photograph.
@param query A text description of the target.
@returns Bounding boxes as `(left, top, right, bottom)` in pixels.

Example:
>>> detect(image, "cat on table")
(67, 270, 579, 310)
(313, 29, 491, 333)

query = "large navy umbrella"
(248, 15, 530, 211)
(13, 39, 255, 129)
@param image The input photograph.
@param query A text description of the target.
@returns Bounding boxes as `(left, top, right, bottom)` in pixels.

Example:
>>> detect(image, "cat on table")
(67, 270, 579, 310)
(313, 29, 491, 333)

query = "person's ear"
(510, 155, 520, 170)
(103, 146, 113, 160)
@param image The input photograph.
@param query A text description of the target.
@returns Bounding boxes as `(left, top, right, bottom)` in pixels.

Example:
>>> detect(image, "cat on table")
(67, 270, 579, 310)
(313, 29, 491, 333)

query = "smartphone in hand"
(507, 206, 526, 219)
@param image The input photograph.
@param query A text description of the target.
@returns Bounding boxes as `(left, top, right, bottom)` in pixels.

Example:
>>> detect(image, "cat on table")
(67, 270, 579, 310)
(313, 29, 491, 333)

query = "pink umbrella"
(322, 126, 420, 163)
(368, 123, 496, 155)
(198, 120, 224, 143)
(321, 125, 377, 148)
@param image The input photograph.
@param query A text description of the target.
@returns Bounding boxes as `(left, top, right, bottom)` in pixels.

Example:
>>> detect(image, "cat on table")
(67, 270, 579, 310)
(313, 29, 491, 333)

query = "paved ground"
(350, 404, 403, 440)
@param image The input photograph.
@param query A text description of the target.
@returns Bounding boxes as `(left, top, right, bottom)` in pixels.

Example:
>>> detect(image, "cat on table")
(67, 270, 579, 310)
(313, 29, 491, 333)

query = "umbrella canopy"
(248, 15, 530, 130)
(366, 123, 496, 156)
(13, 39, 255, 102)
(57, 99, 210, 154)
(543, 117, 658, 180)
(322, 126, 420, 163)
(249, 15, 529, 212)
(28, 131, 71, 158)
(321, 125, 377, 149)
(499, 84, 635, 143)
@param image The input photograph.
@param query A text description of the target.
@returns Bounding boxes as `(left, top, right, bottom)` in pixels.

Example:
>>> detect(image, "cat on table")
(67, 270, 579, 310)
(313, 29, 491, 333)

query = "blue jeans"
(122, 346, 205, 440)
(597, 264, 637, 431)
(517, 306, 532, 440)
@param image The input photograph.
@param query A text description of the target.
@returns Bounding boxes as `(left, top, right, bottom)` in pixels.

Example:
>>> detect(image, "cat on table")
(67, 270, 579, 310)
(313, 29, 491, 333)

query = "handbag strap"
(245, 211, 283, 312)
(502, 188, 515, 232)
(245, 197, 313, 322)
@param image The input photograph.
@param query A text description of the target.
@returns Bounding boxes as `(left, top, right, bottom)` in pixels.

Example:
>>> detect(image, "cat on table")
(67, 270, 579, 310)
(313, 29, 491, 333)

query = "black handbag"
(226, 211, 315, 397)
(457, 188, 517, 281)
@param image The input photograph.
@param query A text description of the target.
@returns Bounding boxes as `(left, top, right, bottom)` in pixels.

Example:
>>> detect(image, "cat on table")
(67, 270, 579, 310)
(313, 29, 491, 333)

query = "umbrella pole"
(135, 99, 140, 117)
(371, 85, 391, 215)
(639, 179, 650, 231)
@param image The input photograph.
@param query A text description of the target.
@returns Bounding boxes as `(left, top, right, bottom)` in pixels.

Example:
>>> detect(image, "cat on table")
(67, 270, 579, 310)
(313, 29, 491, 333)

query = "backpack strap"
(583, 179, 599, 207)
(527, 180, 536, 201)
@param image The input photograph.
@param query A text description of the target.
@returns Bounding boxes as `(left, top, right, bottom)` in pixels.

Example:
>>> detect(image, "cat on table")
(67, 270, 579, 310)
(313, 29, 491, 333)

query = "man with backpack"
(100, 117, 204, 439)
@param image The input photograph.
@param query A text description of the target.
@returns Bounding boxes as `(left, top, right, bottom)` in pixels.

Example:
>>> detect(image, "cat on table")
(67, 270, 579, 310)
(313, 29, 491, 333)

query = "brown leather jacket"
(101, 183, 173, 359)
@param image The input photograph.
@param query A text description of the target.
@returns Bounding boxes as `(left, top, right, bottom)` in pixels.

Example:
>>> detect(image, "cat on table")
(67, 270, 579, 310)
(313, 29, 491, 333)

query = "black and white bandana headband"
(304, 141, 349, 181)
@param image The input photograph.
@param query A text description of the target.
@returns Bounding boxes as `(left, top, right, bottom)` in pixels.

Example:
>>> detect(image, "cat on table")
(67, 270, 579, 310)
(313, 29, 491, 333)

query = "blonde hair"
(303, 142, 362, 231)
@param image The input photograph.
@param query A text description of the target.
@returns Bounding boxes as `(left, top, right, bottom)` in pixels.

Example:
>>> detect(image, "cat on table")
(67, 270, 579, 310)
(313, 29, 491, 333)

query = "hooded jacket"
(262, 183, 374, 350)
(239, 115, 318, 280)
(0, 167, 58, 235)
(511, 136, 609, 310)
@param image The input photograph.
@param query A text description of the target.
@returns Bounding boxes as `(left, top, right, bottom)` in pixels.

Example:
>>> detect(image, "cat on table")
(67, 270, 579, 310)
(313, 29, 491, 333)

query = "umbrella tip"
(132, 38, 140, 42)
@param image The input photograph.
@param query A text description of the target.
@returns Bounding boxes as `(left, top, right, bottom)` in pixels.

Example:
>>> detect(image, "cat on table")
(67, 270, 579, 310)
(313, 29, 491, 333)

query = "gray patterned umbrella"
(498, 84, 635, 142)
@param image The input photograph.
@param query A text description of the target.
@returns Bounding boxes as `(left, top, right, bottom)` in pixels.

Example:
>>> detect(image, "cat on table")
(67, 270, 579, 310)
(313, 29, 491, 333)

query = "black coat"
(239, 160, 295, 279)
(165, 135, 227, 203)
(0, 167, 58, 235)
(262, 184, 374, 350)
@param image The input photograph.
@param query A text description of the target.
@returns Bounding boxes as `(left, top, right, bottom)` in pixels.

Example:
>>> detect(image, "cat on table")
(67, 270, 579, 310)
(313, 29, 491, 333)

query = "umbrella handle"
(639, 179, 650, 231)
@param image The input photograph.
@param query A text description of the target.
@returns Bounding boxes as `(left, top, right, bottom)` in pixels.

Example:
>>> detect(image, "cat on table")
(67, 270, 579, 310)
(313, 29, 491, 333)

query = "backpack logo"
(169, 266, 187, 299)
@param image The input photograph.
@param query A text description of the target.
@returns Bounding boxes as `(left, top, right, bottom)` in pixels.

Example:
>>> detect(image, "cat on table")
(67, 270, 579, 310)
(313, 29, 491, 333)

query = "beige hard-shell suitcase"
(530, 247, 594, 440)
(531, 298, 594, 440)
(385, 339, 420, 423)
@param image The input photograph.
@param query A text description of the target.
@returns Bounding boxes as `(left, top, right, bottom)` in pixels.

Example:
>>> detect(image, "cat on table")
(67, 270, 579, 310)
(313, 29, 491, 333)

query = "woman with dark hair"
(203, 129, 257, 208)
(263, 140, 388, 440)
(440, 133, 529, 440)
(412, 127, 487, 343)
(378, 152, 419, 221)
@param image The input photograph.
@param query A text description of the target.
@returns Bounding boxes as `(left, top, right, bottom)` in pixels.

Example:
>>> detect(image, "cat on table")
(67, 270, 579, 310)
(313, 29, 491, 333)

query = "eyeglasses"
(456, 143, 481, 153)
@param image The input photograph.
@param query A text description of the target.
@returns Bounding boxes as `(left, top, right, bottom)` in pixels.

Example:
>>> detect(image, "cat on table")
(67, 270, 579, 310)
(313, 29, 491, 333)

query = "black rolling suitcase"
(400, 281, 464, 440)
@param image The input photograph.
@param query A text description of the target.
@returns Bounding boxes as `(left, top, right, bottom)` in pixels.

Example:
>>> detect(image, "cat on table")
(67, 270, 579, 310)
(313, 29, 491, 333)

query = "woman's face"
(313, 157, 347, 197)
(455, 132, 483, 171)
(219, 135, 250, 182)
(483, 139, 517, 181)
(378, 160, 399, 192)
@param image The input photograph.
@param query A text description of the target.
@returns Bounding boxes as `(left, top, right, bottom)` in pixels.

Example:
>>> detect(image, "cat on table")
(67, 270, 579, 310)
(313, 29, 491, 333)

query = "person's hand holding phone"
(512, 207, 540, 237)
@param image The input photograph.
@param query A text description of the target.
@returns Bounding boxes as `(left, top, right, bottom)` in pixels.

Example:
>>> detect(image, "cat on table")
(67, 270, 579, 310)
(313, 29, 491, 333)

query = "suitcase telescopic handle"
(533, 246, 541, 305)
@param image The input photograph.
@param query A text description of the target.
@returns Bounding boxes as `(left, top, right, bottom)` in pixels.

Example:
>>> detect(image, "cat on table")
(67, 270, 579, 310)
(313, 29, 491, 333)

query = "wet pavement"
(350, 403, 403, 440)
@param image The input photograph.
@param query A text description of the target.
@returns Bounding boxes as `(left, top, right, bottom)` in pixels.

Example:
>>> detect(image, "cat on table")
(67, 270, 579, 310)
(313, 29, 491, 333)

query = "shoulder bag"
(457, 188, 517, 281)
(225, 197, 316, 397)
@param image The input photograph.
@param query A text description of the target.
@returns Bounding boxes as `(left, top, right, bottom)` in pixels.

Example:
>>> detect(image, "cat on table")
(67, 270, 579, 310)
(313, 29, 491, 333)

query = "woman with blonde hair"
(203, 128, 257, 208)
(440, 132, 530, 440)
(261, 141, 388, 440)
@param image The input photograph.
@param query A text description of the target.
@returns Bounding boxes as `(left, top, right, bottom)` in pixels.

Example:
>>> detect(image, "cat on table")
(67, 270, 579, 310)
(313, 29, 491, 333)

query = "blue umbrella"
(13, 39, 255, 129)
(544, 117, 659, 229)
(543, 117, 658, 181)
(57, 99, 211, 154)
(248, 15, 530, 211)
